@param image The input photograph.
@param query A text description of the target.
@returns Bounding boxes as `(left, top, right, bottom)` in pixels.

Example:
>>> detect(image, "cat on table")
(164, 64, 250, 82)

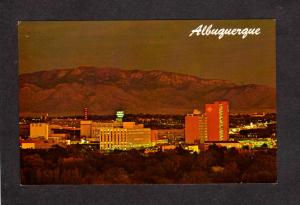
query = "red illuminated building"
(185, 114, 200, 144)
(205, 101, 229, 141)
(184, 109, 207, 144)
(185, 101, 229, 144)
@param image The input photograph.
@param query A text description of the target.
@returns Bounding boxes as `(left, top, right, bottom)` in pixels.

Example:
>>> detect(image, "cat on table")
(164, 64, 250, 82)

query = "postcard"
(18, 20, 276, 184)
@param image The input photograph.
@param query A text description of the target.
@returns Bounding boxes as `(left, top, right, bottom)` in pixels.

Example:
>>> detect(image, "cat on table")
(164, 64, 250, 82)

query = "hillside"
(19, 66, 276, 116)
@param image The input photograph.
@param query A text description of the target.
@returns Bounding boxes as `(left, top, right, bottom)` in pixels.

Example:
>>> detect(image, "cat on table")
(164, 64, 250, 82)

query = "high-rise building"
(185, 101, 229, 144)
(185, 114, 200, 144)
(205, 101, 229, 141)
(199, 114, 208, 143)
(185, 112, 207, 144)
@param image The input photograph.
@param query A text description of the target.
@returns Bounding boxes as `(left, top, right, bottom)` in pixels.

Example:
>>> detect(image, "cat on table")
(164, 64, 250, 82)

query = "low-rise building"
(151, 130, 158, 146)
(185, 145, 200, 153)
(161, 144, 177, 152)
(91, 121, 152, 150)
(80, 120, 92, 137)
(30, 123, 49, 140)
(203, 141, 242, 150)
(21, 142, 35, 149)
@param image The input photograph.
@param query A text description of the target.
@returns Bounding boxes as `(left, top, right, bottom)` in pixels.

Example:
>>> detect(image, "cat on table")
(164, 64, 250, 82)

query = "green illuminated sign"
(116, 111, 124, 118)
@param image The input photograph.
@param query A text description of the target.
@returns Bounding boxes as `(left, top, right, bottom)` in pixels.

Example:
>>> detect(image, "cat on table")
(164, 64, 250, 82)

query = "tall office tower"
(83, 107, 88, 120)
(199, 114, 208, 143)
(185, 114, 199, 144)
(205, 101, 229, 141)
(184, 113, 207, 144)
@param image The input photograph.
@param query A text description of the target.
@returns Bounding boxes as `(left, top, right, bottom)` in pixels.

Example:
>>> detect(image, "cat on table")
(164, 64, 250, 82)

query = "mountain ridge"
(19, 66, 276, 116)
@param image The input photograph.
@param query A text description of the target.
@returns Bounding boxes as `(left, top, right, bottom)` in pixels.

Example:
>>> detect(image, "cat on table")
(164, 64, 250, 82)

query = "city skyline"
(20, 103, 277, 184)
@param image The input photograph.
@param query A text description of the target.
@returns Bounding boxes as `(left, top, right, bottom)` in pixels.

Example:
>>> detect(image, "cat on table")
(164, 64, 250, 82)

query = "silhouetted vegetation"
(21, 145, 277, 184)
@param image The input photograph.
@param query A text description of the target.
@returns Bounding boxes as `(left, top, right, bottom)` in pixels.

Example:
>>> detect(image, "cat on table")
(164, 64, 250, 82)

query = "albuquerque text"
(189, 24, 261, 39)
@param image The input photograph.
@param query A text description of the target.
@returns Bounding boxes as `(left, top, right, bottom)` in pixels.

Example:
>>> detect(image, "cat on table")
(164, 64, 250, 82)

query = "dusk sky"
(19, 20, 275, 87)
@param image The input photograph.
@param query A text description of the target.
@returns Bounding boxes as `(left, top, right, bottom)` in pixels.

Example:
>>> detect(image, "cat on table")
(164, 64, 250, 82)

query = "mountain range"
(19, 66, 275, 116)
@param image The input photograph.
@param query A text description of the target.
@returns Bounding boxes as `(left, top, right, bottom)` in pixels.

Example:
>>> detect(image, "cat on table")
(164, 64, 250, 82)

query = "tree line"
(21, 145, 277, 184)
